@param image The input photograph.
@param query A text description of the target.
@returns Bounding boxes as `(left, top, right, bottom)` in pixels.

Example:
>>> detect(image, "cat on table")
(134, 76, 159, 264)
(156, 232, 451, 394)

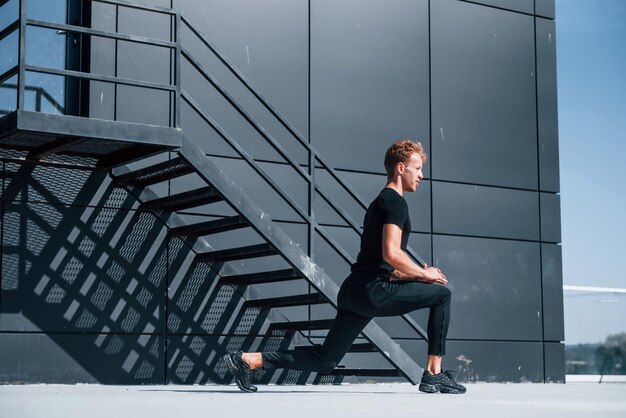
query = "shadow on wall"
(0, 154, 316, 385)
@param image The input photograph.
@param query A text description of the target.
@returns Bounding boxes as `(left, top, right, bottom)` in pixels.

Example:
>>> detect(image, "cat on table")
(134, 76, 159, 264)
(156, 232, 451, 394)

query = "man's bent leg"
(367, 281, 464, 393)
(369, 280, 451, 357)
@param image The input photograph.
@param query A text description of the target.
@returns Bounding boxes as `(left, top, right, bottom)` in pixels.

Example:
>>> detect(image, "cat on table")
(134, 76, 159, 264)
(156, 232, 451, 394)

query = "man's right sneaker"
(223, 351, 258, 393)
(419, 370, 466, 394)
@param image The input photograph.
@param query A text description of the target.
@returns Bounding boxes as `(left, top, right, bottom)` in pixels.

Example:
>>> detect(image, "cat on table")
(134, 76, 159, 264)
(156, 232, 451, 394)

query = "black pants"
(261, 270, 451, 373)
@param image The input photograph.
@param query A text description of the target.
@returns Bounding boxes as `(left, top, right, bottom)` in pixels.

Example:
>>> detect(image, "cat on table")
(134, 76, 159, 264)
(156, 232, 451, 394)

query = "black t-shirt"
(351, 188, 411, 273)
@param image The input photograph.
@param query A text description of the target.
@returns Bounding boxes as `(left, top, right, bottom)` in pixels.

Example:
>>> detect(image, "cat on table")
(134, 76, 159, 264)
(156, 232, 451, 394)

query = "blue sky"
(556, 0, 626, 343)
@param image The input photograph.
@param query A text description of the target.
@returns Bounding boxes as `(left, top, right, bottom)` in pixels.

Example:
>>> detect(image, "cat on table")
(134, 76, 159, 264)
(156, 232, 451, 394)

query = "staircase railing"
(178, 15, 429, 340)
(4, 0, 179, 127)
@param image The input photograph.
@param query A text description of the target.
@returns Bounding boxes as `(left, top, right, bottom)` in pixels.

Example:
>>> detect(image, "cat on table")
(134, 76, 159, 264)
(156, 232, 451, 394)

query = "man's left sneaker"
(418, 369, 466, 394)
(223, 351, 258, 393)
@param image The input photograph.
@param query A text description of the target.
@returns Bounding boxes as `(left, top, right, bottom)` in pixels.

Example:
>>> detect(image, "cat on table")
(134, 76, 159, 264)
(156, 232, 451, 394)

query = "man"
(223, 140, 466, 394)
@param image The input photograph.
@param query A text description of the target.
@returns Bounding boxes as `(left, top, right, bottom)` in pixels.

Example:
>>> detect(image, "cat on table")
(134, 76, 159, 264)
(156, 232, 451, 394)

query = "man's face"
(399, 153, 424, 192)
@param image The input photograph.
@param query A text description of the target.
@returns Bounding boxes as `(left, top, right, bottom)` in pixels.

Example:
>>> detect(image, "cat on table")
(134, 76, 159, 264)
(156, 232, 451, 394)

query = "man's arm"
(382, 223, 447, 285)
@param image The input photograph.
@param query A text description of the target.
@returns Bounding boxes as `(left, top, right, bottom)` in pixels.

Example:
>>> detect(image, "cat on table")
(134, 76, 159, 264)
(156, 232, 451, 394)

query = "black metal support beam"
(25, 19, 176, 48)
(17, 0, 25, 110)
(25, 64, 176, 92)
(174, 12, 181, 128)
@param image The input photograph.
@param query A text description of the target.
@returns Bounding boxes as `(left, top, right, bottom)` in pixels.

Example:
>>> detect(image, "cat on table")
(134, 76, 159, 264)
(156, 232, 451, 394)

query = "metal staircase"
(109, 133, 422, 383)
(0, 0, 434, 384)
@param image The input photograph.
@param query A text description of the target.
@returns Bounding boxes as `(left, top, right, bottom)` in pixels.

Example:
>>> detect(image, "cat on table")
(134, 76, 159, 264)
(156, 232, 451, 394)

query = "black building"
(0, 0, 563, 384)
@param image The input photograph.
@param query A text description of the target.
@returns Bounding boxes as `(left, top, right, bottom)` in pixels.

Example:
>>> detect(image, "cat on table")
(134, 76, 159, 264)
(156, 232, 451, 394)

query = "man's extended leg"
(261, 309, 372, 373)
(224, 309, 372, 392)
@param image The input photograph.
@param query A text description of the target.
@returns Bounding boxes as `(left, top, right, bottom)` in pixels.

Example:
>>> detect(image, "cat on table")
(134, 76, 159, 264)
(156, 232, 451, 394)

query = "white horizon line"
(563, 285, 626, 294)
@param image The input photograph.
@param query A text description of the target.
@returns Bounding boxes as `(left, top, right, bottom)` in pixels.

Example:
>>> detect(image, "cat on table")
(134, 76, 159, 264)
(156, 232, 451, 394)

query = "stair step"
(270, 319, 335, 331)
(113, 157, 193, 186)
(296, 343, 377, 353)
(169, 215, 248, 237)
(97, 145, 170, 168)
(244, 293, 327, 309)
(220, 268, 302, 285)
(197, 243, 276, 263)
(324, 368, 402, 377)
(140, 186, 222, 212)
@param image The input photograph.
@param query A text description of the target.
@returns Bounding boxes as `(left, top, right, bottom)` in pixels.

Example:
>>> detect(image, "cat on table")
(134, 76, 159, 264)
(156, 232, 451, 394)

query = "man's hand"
(383, 223, 447, 285)
(421, 263, 447, 285)
(390, 263, 447, 285)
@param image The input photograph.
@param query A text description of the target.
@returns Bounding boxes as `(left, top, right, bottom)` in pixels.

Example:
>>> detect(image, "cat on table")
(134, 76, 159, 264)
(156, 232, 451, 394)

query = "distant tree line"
(566, 332, 626, 375)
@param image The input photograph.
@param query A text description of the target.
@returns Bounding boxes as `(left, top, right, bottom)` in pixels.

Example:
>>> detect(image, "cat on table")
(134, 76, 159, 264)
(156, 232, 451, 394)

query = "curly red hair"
(384, 139, 427, 178)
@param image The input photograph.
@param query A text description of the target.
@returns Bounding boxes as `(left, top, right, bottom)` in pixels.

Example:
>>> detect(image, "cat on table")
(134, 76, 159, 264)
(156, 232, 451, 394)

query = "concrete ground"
(1, 383, 625, 418)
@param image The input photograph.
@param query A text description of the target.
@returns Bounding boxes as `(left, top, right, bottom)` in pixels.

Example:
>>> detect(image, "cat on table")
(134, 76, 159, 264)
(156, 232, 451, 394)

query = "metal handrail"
(181, 52, 355, 229)
(94, 0, 176, 15)
(180, 92, 353, 264)
(179, 15, 427, 268)
(181, 91, 393, 319)
(14, 0, 180, 126)
(181, 91, 311, 223)
(180, 46, 426, 264)
(24, 64, 176, 92)
(180, 57, 378, 265)
(25, 18, 176, 48)
(178, 16, 429, 339)
(181, 49, 312, 188)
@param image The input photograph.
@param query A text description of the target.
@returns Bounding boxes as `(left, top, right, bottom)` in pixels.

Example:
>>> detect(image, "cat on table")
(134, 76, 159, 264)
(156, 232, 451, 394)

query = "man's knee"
(438, 286, 452, 301)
